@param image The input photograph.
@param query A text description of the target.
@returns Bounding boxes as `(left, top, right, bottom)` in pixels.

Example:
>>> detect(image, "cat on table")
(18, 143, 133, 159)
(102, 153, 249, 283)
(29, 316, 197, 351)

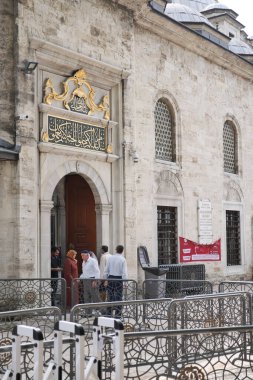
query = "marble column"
(95, 204, 112, 252)
(40, 200, 54, 278)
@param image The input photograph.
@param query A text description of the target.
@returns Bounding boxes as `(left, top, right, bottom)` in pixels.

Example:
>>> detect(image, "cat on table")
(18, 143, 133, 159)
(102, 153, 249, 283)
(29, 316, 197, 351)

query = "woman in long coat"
(64, 250, 78, 308)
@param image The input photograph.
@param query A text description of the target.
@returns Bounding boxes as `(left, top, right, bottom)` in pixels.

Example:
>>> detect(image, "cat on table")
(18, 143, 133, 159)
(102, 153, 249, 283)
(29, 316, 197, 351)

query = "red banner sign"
(179, 237, 221, 263)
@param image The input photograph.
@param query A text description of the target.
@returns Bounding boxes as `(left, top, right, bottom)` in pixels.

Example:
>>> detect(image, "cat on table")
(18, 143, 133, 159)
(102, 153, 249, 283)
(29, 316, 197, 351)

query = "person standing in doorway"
(104, 245, 128, 318)
(51, 247, 63, 306)
(99, 245, 111, 301)
(64, 250, 78, 309)
(80, 250, 101, 315)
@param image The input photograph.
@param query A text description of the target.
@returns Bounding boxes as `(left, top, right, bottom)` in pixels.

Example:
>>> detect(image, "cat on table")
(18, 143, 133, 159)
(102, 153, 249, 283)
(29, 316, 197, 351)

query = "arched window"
(155, 99, 175, 162)
(223, 121, 237, 174)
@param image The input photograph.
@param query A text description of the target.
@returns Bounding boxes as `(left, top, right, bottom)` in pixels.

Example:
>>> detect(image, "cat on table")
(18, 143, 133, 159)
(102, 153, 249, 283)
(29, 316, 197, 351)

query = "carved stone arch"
(41, 159, 109, 204)
(224, 179, 243, 202)
(154, 89, 180, 123)
(155, 170, 184, 197)
(223, 113, 241, 137)
(53, 177, 65, 205)
(40, 159, 110, 277)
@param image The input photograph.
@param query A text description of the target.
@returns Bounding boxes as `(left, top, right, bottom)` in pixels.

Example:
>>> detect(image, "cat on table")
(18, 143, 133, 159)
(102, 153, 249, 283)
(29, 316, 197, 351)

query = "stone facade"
(0, 0, 253, 282)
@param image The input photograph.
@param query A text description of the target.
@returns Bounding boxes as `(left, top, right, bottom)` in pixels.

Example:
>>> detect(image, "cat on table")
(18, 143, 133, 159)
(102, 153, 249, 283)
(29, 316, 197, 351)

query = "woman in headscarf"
(64, 250, 78, 309)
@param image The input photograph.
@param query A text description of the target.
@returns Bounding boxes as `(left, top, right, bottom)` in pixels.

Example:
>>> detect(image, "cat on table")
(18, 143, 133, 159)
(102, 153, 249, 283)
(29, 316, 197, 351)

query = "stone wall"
(0, 0, 253, 280)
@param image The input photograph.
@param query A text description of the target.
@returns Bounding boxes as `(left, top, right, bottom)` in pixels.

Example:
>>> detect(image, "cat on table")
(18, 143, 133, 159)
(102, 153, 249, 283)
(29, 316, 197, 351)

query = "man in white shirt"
(104, 245, 128, 317)
(99, 245, 111, 301)
(80, 250, 100, 314)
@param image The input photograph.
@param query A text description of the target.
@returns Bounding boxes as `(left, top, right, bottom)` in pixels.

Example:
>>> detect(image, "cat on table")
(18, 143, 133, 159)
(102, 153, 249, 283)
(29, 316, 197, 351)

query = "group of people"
(51, 245, 128, 317)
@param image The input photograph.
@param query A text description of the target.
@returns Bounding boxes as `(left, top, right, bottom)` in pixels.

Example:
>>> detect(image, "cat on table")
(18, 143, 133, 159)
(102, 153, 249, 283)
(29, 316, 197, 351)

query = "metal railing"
(70, 298, 174, 363)
(0, 277, 213, 317)
(2, 291, 253, 379)
(167, 291, 252, 329)
(2, 317, 124, 380)
(71, 278, 138, 309)
(219, 280, 253, 294)
(0, 307, 65, 378)
(3, 320, 253, 379)
(122, 325, 253, 379)
(70, 292, 253, 379)
(0, 278, 66, 316)
(142, 279, 213, 299)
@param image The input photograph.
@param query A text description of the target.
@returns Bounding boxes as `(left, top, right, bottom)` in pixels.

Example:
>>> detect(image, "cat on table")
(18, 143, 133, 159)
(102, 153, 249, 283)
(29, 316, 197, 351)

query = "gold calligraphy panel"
(47, 116, 106, 151)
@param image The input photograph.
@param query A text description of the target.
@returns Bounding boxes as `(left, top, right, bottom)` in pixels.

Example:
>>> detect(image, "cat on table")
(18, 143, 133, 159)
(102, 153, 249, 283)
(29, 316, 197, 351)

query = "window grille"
(223, 122, 237, 173)
(157, 206, 178, 265)
(155, 99, 175, 161)
(226, 210, 241, 266)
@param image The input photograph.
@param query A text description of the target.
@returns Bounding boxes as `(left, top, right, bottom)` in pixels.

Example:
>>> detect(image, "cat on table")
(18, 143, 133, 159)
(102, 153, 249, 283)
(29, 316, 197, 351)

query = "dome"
(202, 3, 230, 11)
(171, 0, 214, 12)
(165, 3, 213, 26)
(228, 38, 253, 55)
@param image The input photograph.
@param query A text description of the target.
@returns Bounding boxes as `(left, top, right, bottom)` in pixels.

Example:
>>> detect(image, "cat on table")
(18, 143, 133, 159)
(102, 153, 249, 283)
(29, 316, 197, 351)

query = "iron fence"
(70, 298, 173, 364)
(0, 307, 69, 378)
(123, 325, 253, 379)
(168, 292, 252, 329)
(0, 278, 66, 316)
(70, 278, 138, 309)
(2, 300, 253, 379)
(3, 319, 253, 379)
(142, 279, 213, 299)
(70, 293, 253, 378)
(219, 281, 253, 294)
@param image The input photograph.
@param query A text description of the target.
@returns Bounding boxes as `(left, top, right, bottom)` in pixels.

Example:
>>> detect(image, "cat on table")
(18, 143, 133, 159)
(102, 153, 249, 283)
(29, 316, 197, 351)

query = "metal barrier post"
(2, 325, 44, 380)
(2, 334, 21, 380)
(87, 317, 124, 380)
(44, 320, 85, 380)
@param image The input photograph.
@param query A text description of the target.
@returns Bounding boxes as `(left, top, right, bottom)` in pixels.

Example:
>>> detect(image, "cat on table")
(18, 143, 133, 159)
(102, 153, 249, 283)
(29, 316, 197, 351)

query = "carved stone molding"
(30, 38, 131, 89)
(223, 179, 243, 202)
(155, 170, 183, 197)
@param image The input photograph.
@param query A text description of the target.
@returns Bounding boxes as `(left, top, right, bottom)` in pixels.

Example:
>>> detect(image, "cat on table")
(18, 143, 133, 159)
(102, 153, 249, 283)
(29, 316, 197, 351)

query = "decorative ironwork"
(0, 308, 62, 377)
(2, 290, 253, 379)
(155, 99, 175, 161)
(223, 121, 237, 173)
(143, 279, 213, 299)
(46, 115, 106, 151)
(176, 364, 207, 380)
(220, 281, 253, 295)
(24, 291, 37, 305)
(226, 210, 241, 266)
(167, 293, 251, 331)
(44, 69, 110, 120)
(0, 338, 12, 367)
(0, 278, 66, 316)
(70, 297, 174, 368)
(71, 278, 137, 308)
(157, 206, 178, 265)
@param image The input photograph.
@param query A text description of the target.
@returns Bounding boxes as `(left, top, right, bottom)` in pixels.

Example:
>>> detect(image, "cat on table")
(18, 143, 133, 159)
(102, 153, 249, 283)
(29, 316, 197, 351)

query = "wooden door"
(65, 174, 96, 273)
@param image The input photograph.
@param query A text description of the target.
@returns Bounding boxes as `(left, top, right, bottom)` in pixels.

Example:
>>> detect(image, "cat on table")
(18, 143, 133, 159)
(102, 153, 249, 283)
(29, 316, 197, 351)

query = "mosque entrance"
(51, 174, 97, 271)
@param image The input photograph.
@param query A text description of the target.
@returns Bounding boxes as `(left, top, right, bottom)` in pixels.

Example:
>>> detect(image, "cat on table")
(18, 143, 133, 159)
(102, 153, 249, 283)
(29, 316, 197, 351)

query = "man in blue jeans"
(104, 245, 128, 318)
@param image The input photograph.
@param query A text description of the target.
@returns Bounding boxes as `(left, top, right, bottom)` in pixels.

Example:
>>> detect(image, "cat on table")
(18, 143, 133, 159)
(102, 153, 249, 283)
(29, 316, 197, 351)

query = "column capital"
(95, 204, 112, 215)
(40, 200, 54, 212)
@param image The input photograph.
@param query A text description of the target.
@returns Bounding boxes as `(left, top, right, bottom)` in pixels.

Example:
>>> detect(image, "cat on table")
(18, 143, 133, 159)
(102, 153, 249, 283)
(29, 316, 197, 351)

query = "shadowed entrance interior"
(65, 174, 96, 273)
